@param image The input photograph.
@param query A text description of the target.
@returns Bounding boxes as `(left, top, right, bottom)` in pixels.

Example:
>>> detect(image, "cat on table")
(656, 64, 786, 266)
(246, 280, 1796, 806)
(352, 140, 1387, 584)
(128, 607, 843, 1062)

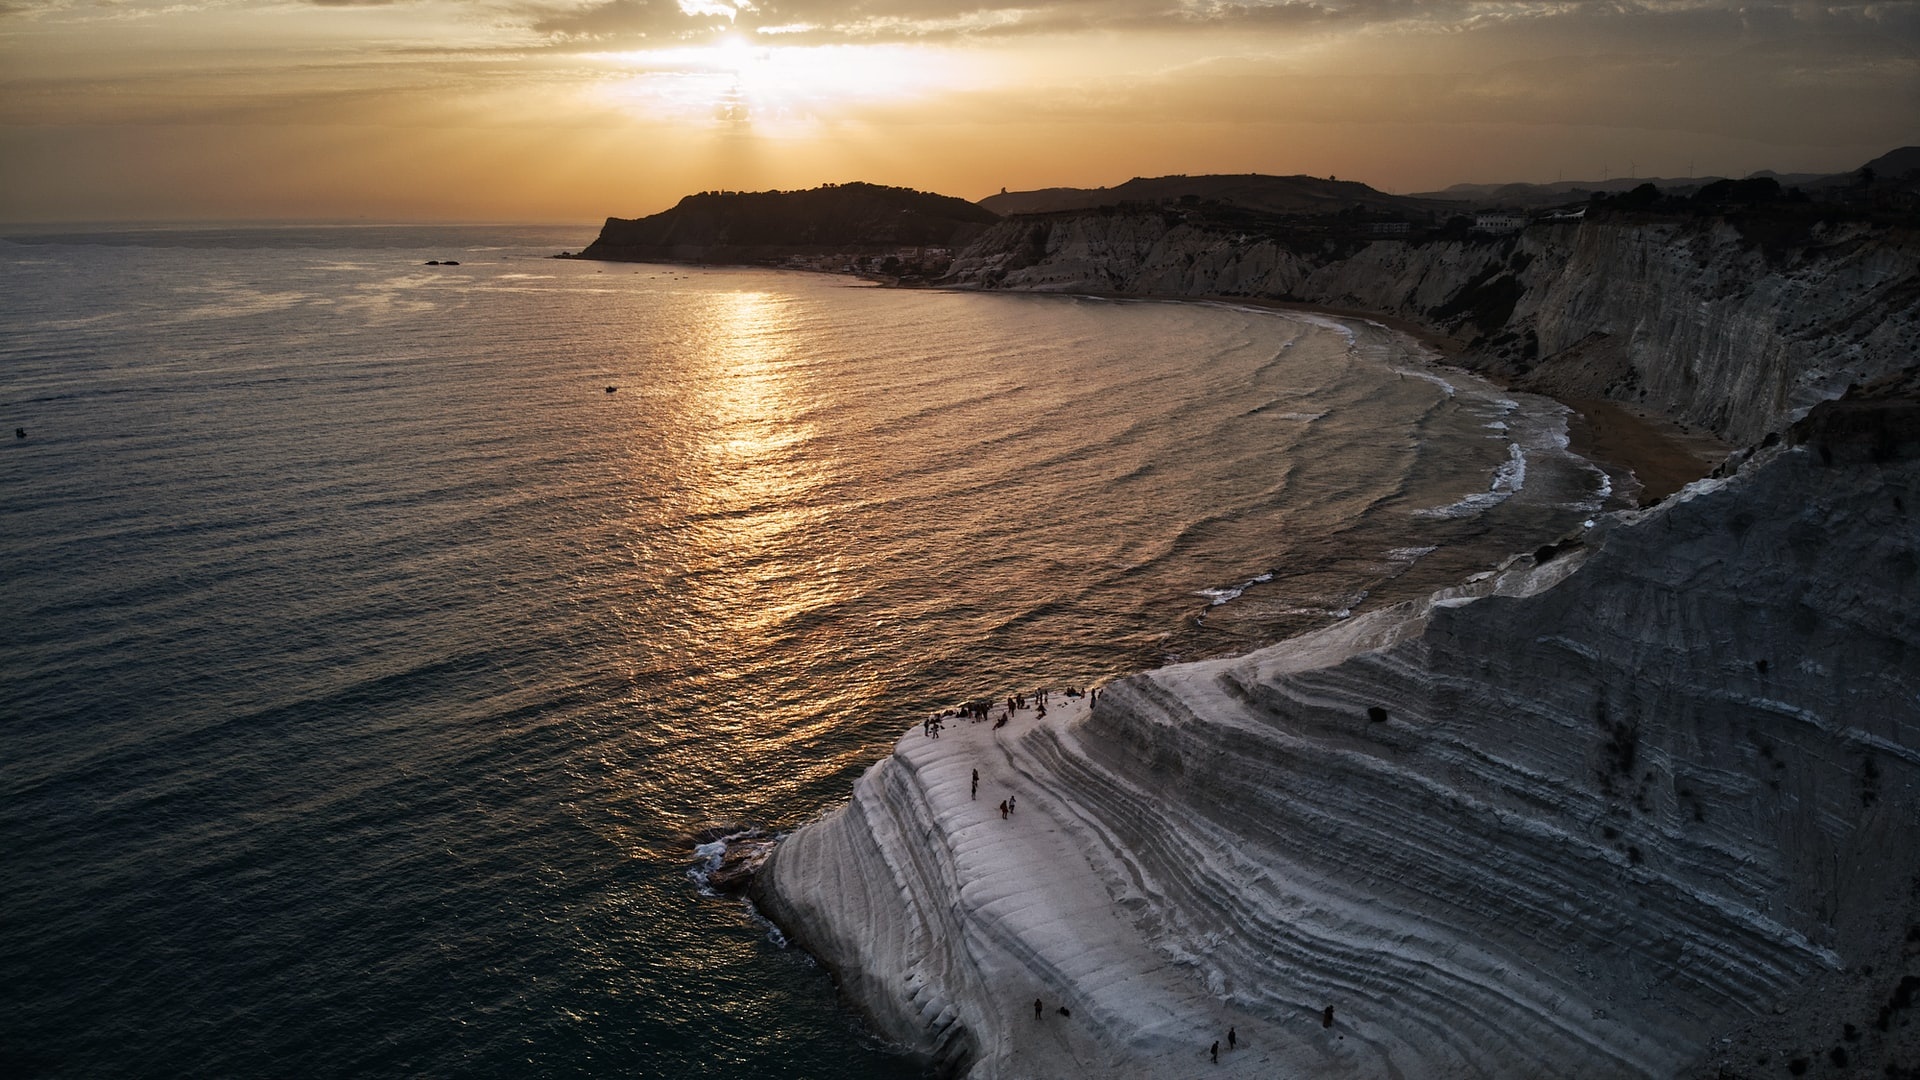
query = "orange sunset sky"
(2, 0, 1915, 223)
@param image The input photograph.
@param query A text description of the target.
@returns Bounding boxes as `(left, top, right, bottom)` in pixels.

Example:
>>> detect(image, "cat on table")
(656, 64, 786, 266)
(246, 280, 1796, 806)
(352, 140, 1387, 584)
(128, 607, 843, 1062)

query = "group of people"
(1033, 1000, 1245, 1067)
(1209, 1025, 1238, 1062)
(922, 684, 1104, 738)
(928, 685, 1287, 1072)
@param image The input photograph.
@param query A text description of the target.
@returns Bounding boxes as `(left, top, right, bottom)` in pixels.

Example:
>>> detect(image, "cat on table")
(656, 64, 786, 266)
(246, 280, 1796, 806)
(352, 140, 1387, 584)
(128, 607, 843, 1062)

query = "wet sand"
(1558, 396, 1731, 504)
(1190, 295, 1730, 506)
(1187, 295, 1730, 507)
(944, 283, 1731, 510)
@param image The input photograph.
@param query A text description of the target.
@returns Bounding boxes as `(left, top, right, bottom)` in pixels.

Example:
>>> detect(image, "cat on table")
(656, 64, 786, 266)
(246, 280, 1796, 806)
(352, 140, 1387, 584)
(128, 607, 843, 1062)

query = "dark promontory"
(575, 182, 1000, 269)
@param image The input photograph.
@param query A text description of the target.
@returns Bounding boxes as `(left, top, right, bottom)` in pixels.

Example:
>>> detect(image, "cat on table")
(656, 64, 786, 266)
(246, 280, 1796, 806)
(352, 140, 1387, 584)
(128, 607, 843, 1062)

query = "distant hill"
(1412, 177, 1718, 209)
(578, 182, 1000, 263)
(1415, 148, 1920, 207)
(1802, 146, 1920, 188)
(1864, 146, 1920, 178)
(1406, 176, 1839, 210)
(979, 174, 1461, 218)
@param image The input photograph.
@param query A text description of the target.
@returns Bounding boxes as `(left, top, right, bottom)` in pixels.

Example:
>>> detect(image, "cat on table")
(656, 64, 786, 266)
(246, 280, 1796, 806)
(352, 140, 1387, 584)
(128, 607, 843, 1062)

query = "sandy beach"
(1176, 293, 1731, 508)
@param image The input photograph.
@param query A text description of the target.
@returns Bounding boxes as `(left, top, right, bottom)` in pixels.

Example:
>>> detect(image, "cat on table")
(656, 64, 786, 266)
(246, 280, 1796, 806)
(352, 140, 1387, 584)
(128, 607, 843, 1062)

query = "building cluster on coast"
(781, 247, 955, 279)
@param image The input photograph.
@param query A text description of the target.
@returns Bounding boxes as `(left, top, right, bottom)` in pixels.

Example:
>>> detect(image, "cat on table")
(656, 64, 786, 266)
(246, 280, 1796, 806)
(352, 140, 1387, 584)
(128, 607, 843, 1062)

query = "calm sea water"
(0, 225, 1608, 1077)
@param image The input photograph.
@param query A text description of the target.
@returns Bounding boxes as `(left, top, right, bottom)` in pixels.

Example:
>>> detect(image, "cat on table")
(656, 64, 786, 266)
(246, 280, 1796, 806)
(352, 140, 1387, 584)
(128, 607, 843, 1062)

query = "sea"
(0, 224, 1611, 1078)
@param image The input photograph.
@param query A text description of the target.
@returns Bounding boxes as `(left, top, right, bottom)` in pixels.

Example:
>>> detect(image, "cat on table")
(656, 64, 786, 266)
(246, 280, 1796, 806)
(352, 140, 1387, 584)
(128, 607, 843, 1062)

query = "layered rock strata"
(754, 379, 1920, 1078)
(945, 215, 1920, 446)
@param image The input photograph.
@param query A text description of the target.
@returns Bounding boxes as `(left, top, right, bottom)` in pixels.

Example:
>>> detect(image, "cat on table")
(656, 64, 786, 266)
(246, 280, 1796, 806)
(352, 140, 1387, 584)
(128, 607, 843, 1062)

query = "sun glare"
(590, 39, 957, 131)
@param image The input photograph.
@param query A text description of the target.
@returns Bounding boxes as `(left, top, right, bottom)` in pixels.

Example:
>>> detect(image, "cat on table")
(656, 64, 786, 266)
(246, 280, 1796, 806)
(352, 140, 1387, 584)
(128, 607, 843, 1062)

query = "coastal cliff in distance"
(576, 182, 999, 266)
(751, 174, 1920, 1076)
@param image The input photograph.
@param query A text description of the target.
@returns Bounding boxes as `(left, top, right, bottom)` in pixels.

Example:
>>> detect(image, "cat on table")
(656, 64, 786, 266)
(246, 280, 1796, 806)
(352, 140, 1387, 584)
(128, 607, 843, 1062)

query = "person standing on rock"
(1035, 998, 1044, 1020)
(1228, 1026, 1236, 1050)
(971, 769, 979, 800)
(999, 799, 1008, 820)
(1008, 794, 1016, 814)
(1210, 1040, 1219, 1063)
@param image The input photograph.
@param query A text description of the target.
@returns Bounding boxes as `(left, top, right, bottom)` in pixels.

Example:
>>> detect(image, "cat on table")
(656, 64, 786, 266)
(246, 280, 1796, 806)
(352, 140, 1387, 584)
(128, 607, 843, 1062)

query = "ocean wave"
(1195, 571, 1274, 606)
(687, 828, 777, 898)
(1414, 443, 1527, 519)
(1278, 311, 1359, 345)
(1393, 366, 1456, 396)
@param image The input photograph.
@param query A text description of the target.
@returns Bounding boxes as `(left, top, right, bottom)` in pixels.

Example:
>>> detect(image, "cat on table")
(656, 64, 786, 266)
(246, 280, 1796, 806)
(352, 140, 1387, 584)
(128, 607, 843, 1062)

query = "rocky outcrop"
(946, 214, 1920, 446)
(579, 182, 999, 264)
(754, 376, 1920, 1078)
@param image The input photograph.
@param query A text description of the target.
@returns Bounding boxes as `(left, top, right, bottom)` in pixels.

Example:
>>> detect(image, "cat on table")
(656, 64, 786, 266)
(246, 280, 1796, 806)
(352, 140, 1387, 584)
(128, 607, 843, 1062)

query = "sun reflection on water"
(676, 290, 864, 710)
(691, 288, 822, 516)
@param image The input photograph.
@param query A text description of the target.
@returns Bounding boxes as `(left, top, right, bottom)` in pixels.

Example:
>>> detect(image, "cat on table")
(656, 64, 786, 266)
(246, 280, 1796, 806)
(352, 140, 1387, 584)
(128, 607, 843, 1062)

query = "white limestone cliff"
(753, 377, 1920, 1078)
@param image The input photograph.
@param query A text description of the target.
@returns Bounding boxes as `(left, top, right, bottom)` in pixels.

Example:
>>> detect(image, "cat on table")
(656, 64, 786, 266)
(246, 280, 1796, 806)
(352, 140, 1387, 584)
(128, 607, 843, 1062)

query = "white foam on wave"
(1557, 460, 1615, 514)
(1196, 571, 1275, 606)
(1278, 310, 1359, 345)
(1415, 443, 1528, 519)
(686, 829, 776, 898)
(1391, 366, 1456, 396)
(1276, 411, 1325, 422)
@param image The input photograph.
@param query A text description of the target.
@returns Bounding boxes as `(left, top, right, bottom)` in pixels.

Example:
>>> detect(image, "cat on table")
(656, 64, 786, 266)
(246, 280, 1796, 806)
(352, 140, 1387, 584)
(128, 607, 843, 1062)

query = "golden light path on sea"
(625, 285, 896, 788)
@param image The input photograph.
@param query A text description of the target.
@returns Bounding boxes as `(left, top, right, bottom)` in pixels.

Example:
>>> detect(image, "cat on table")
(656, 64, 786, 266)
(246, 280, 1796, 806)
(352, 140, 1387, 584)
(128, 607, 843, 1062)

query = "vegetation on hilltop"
(979, 173, 1459, 219)
(578, 182, 1000, 264)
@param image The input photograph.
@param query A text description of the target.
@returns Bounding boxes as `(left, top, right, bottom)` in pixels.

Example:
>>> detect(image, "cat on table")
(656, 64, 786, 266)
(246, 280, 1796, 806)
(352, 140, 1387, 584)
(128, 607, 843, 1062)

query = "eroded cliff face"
(946, 215, 1920, 445)
(753, 379, 1920, 1078)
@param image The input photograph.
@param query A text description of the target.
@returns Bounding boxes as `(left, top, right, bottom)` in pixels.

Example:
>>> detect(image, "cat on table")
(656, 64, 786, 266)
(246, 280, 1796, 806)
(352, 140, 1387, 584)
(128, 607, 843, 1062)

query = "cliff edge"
(945, 210, 1919, 447)
(754, 373, 1920, 1077)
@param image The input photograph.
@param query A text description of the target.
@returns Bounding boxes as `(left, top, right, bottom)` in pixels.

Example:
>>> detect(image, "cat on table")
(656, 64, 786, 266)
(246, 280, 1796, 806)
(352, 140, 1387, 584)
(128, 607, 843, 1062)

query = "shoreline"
(944, 283, 1732, 508)
(1128, 291, 1732, 507)
(562, 254, 1731, 506)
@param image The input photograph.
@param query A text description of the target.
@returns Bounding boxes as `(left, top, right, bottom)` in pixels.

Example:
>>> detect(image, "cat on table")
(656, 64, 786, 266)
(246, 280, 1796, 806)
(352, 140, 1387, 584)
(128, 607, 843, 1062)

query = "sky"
(1, 0, 1916, 223)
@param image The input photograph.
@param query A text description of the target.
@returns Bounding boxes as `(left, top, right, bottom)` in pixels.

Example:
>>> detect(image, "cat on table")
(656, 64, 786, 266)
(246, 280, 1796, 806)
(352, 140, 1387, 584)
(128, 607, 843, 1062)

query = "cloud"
(527, 0, 739, 39)
(515, 0, 1920, 47)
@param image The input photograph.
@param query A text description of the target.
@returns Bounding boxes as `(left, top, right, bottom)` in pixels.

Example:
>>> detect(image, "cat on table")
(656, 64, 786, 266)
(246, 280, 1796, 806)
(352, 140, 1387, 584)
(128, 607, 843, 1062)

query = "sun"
(590, 37, 959, 130)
